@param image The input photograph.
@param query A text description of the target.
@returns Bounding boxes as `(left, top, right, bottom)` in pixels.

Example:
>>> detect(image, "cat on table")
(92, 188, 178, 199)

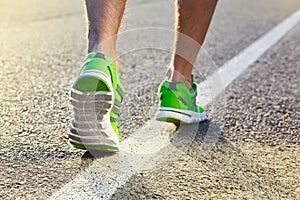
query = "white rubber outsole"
(68, 70, 120, 149)
(155, 107, 206, 124)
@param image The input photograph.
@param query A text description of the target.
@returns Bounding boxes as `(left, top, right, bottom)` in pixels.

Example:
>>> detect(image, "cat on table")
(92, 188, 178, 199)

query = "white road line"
(50, 9, 300, 200)
(198, 9, 300, 107)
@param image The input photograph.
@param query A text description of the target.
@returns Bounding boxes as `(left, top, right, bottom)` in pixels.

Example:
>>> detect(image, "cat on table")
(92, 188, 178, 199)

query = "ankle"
(88, 35, 120, 72)
(170, 70, 192, 89)
(88, 50, 120, 73)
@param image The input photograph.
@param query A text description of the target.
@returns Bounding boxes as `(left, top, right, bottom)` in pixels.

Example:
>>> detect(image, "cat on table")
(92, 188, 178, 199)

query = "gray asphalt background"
(0, 0, 299, 199)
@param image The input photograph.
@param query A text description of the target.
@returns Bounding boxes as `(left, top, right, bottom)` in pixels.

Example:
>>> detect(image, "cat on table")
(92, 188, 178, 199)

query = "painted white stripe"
(50, 9, 300, 200)
(198, 9, 300, 107)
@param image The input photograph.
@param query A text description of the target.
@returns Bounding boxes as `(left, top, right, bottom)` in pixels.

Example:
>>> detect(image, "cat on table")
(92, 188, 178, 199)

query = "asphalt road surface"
(0, 0, 299, 199)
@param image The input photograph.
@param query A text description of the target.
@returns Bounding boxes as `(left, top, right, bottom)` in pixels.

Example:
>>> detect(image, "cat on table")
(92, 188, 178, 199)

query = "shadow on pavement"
(170, 119, 234, 158)
(79, 119, 234, 170)
(81, 151, 115, 160)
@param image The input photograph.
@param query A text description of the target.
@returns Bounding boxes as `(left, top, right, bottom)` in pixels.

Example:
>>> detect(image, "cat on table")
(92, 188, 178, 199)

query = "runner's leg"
(171, 0, 217, 88)
(85, 0, 127, 71)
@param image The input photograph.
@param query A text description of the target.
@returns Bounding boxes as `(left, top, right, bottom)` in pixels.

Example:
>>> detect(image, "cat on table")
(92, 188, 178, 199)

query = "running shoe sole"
(155, 107, 206, 124)
(68, 70, 120, 152)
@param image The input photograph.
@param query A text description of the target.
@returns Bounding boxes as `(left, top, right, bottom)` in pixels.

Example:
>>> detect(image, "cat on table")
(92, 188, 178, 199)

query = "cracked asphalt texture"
(0, 0, 299, 199)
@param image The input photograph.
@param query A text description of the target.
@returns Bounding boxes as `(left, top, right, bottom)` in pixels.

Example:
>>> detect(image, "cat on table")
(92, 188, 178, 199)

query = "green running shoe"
(155, 76, 205, 124)
(69, 52, 125, 152)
